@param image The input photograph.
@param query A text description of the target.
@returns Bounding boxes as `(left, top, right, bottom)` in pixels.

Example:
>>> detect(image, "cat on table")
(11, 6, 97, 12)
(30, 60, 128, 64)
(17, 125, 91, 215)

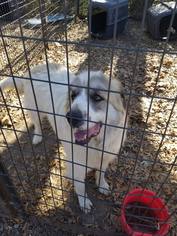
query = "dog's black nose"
(66, 110, 84, 128)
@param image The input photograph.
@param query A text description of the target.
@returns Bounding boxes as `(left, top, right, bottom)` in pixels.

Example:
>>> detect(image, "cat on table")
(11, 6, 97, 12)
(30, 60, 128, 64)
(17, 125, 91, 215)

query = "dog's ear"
(110, 79, 126, 114)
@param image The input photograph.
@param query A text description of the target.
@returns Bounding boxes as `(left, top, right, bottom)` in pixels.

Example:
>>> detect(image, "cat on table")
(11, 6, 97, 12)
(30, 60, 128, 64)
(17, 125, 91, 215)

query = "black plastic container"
(147, 1, 177, 40)
(90, 0, 128, 39)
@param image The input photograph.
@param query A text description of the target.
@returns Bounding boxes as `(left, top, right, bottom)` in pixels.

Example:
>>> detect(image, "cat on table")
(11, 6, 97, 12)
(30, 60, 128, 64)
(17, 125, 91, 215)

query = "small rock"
(141, 160, 150, 167)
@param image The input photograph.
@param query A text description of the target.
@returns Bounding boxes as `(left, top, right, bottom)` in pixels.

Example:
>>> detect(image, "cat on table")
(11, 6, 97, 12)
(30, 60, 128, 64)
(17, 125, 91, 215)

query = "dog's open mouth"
(74, 122, 102, 145)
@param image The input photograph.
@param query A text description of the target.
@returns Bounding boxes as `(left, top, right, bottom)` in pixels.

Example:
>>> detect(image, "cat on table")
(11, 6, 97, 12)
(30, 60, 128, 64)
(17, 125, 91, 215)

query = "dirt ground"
(0, 16, 177, 235)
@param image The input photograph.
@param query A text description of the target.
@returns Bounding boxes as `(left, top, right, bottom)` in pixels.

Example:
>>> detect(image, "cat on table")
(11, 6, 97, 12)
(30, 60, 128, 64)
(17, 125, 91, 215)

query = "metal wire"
(0, 0, 177, 235)
(62, 0, 76, 211)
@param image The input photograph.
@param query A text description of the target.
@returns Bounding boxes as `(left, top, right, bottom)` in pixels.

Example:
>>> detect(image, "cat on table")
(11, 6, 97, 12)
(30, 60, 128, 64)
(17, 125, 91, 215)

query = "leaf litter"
(0, 18, 176, 234)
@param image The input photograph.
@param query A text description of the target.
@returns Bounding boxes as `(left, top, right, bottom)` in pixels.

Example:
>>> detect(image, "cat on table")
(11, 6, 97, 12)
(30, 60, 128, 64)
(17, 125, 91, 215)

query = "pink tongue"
(74, 123, 101, 140)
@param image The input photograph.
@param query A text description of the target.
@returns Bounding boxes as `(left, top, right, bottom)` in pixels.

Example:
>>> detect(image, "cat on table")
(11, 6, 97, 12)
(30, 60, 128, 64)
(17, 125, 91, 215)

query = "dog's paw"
(99, 182, 111, 195)
(78, 196, 93, 213)
(32, 134, 42, 145)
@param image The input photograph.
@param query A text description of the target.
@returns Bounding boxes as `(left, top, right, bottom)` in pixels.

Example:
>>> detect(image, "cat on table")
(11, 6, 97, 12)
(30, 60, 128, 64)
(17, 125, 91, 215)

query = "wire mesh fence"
(0, 0, 177, 235)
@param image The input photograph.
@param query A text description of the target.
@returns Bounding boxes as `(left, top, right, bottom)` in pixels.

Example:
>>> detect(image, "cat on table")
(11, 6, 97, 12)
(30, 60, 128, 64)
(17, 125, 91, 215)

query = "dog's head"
(66, 70, 125, 145)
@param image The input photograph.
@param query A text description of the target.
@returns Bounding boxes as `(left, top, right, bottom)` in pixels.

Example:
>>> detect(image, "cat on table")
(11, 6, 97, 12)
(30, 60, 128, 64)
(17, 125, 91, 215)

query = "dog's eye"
(91, 93, 104, 102)
(71, 91, 78, 101)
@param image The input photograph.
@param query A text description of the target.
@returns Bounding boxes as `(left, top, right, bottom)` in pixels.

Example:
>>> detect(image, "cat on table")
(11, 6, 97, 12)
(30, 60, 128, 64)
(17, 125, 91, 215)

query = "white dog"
(0, 63, 126, 213)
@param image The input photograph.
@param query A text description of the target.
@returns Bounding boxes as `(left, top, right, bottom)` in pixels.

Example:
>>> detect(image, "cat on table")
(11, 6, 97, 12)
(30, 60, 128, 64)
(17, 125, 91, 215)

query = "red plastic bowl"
(120, 188, 170, 236)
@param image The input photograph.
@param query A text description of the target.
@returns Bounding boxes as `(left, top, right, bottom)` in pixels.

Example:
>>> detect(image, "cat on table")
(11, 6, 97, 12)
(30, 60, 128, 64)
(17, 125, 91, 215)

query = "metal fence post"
(39, 0, 49, 50)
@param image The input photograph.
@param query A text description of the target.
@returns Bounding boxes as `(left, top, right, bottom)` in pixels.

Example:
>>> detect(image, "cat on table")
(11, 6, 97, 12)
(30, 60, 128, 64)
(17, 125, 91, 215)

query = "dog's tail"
(0, 77, 24, 94)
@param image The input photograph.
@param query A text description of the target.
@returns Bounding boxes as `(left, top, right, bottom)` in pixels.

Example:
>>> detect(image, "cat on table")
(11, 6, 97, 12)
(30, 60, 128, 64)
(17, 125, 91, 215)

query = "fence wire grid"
(0, 0, 177, 235)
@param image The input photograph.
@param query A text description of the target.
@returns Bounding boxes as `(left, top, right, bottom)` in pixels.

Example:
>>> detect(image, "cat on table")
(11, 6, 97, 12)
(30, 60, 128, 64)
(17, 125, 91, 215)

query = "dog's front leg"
(66, 162, 93, 213)
(74, 175, 93, 213)
(96, 160, 111, 195)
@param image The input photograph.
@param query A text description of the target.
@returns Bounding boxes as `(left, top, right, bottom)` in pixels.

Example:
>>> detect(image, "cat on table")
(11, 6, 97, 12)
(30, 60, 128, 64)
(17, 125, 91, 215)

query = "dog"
(0, 63, 127, 213)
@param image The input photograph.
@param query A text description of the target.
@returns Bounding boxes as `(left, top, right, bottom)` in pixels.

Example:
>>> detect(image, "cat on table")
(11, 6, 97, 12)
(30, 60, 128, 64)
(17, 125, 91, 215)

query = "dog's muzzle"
(66, 110, 102, 145)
